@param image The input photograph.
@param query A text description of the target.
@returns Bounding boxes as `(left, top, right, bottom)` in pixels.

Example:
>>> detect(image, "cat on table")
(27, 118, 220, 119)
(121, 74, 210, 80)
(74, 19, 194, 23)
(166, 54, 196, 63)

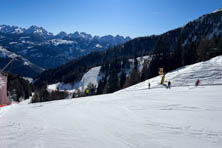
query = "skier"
(148, 83, 151, 89)
(195, 79, 200, 87)
(168, 81, 171, 89)
(90, 87, 95, 95)
(85, 89, 89, 96)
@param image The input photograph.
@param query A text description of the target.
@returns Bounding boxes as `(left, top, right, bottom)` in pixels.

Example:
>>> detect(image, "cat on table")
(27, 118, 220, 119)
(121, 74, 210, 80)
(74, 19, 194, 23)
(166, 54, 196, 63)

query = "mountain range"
(0, 25, 131, 77)
(34, 9, 222, 92)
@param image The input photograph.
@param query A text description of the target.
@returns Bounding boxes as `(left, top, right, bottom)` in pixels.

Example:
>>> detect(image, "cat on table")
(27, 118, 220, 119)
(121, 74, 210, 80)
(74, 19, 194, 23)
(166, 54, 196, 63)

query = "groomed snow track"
(1, 56, 222, 148)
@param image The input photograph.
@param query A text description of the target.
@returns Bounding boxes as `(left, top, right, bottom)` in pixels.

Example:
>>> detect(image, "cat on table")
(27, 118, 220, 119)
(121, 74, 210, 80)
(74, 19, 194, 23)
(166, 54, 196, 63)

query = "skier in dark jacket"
(195, 79, 200, 87)
(148, 83, 151, 89)
(168, 81, 171, 89)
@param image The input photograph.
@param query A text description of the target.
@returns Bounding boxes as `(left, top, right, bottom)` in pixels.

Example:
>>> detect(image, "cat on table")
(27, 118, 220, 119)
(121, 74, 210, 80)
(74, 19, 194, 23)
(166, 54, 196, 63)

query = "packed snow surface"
(1, 85, 222, 148)
(1, 56, 222, 148)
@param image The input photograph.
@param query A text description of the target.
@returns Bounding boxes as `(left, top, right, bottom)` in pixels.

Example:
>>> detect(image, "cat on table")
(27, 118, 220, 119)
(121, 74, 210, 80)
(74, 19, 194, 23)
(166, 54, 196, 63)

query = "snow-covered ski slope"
(1, 56, 222, 148)
(119, 55, 222, 93)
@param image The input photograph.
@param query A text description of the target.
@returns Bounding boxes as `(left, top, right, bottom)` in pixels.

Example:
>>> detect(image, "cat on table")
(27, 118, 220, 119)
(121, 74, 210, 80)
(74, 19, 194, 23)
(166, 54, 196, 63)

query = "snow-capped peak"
(0, 25, 24, 34)
(213, 8, 222, 13)
(13, 28, 24, 34)
(27, 25, 44, 32)
(55, 31, 67, 38)
(0, 25, 8, 32)
(68, 31, 92, 40)
(25, 25, 53, 37)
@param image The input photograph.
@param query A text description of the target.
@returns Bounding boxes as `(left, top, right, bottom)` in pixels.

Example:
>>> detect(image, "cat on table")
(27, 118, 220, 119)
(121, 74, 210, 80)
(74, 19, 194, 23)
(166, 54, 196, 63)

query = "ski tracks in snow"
(1, 85, 222, 148)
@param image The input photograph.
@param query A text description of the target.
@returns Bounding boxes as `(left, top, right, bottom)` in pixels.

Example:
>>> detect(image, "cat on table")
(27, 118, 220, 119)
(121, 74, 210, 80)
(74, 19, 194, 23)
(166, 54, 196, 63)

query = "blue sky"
(0, 0, 221, 38)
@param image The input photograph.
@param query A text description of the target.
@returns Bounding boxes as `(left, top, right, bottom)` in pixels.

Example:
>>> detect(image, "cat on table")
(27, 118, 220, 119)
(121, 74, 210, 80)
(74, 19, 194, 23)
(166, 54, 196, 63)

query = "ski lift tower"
(0, 58, 15, 106)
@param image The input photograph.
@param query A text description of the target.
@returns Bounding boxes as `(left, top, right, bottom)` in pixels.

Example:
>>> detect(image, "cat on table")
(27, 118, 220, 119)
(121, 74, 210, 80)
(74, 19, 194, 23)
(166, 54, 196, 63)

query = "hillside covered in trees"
(7, 73, 34, 102)
(34, 9, 222, 97)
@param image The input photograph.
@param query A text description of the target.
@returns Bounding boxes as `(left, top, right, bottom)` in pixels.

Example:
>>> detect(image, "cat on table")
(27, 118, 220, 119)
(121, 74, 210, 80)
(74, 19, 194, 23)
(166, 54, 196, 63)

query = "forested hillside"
(34, 9, 222, 95)
(7, 73, 34, 102)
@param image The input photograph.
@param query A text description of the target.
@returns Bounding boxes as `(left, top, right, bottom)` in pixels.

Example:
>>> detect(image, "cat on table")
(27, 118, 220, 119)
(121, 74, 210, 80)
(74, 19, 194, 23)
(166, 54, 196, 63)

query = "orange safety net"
(0, 104, 7, 108)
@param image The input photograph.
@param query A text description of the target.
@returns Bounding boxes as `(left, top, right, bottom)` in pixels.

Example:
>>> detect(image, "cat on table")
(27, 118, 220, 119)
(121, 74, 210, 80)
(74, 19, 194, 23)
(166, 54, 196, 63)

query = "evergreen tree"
(130, 68, 140, 85)
(97, 74, 107, 94)
(123, 67, 141, 88)
(7, 73, 34, 101)
(119, 72, 126, 88)
(141, 61, 149, 81)
(106, 70, 120, 93)
(134, 57, 138, 70)
(123, 76, 131, 88)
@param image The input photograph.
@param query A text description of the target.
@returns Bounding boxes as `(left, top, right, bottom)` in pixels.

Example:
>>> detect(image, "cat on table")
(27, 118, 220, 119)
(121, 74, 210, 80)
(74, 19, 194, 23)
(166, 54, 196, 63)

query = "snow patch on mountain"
(34, 29, 43, 34)
(13, 28, 24, 34)
(23, 61, 30, 66)
(79, 66, 102, 90)
(137, 56, 151, 72)
(23, 77, 33, 83)
(96, 44, 103, 48)
(9, 42, 18, 45)
(48, 66, 102, 92)
(50, 39, 74, 46)
(212, 8, 222, 14)
(182, 39, 188, 47)
(0, 46, 18, 58)
(48, 82, 81, 92)
(128, 56, 152, 72)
